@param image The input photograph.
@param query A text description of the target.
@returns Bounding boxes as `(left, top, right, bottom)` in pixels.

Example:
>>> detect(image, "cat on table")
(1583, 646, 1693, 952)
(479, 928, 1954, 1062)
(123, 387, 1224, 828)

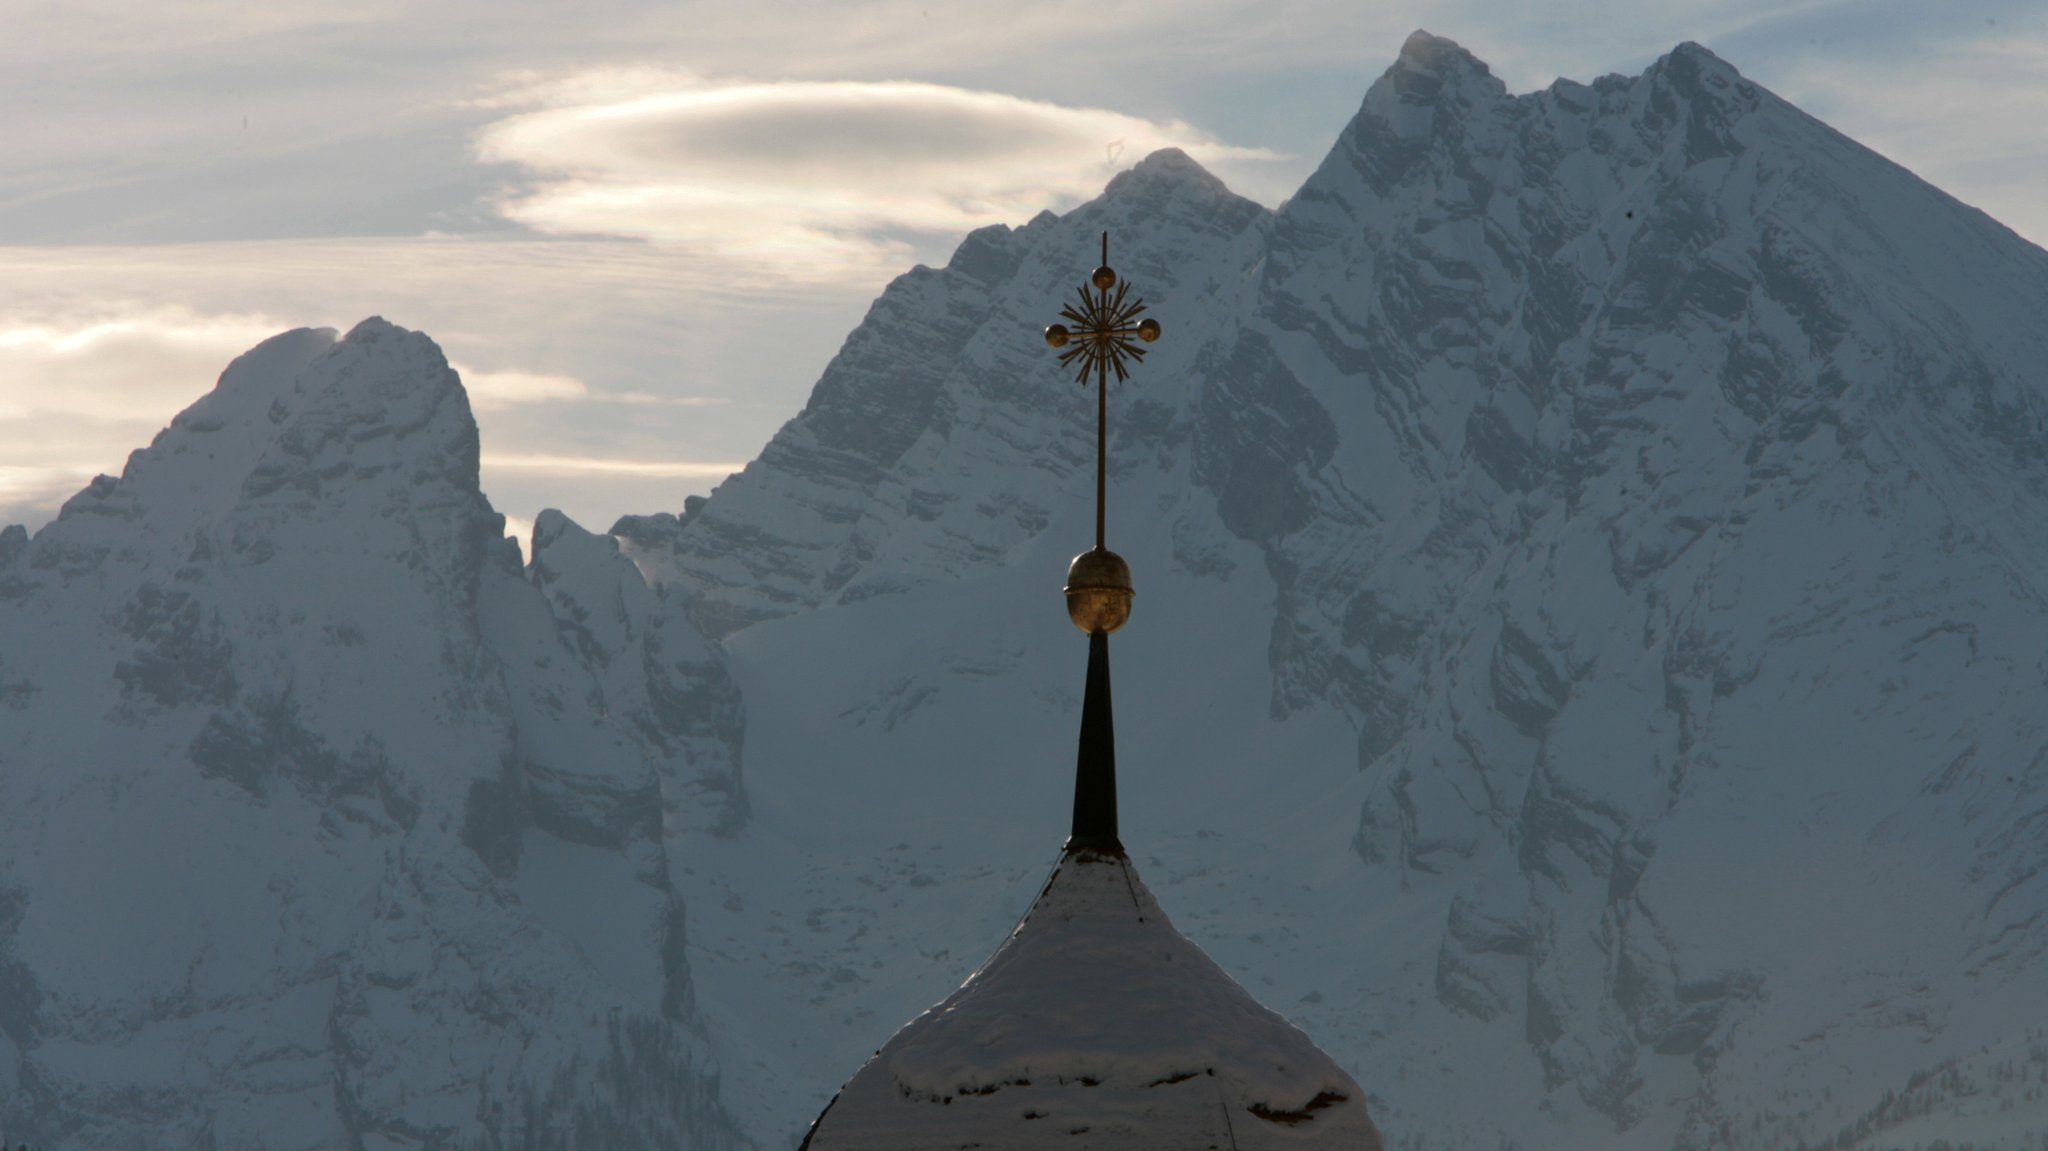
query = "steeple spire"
(1068, 630, 1120, 851)
(796, 227, 1383, 1151)
(1043, 232, 1161, 855)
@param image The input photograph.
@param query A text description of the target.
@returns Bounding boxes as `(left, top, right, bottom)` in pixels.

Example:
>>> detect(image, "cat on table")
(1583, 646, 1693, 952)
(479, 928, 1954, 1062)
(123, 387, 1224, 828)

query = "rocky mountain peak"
(1655, 39, 1745, 92)
(239, 315, 481, 505)
(0, 319, 743, 1149)
(1057, 145, 1266, 264)
(1365, 29, 1508, 135)
(1100, 146, 1237, 207)
(14, 316, 505, 606)
(1392, 29, 1489, 79)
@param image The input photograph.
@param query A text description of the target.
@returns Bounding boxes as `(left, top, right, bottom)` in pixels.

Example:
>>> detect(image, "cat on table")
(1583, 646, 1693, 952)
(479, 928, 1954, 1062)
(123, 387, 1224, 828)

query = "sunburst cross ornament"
(1044, 232, 1161, 636)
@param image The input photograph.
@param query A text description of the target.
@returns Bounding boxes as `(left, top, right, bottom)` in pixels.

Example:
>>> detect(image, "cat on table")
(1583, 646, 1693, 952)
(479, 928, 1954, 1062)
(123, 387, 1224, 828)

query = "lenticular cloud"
(475, 78, 1277, 277)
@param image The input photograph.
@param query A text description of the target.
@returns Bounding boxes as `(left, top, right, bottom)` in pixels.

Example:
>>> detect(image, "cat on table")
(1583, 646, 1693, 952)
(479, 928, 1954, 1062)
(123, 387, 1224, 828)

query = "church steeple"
(794, 231, 1386, 1151)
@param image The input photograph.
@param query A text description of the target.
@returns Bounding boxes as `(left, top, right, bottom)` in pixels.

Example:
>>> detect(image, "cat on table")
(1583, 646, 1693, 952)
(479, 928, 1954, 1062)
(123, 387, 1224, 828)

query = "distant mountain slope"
(0, 319, 746, 1149)
(623, 30, 2048, 1151)
(8, 30, 2048, 1151)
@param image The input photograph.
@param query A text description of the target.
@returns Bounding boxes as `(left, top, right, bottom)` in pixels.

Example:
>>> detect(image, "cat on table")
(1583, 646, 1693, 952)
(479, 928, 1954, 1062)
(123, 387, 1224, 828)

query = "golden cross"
(1044, 232, 1161, 550)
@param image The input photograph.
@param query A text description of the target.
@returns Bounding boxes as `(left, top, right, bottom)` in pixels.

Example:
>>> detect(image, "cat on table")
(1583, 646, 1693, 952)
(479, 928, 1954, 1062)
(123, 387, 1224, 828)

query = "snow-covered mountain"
(0, 320, 747, 1149)
(8, 30, 2048, 1151)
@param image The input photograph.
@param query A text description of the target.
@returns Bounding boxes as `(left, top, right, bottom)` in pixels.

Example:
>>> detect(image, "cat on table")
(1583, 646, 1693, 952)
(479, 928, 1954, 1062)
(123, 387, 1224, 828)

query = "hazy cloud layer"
(480, 453, 746, 477)
(478, 78, 1285, 279)
(458, 366, 590, 411)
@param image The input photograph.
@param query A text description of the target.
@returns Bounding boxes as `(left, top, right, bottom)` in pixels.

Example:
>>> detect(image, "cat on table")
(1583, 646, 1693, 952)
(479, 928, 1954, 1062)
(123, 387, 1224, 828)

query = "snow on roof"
(801, 848, 1385, 1151)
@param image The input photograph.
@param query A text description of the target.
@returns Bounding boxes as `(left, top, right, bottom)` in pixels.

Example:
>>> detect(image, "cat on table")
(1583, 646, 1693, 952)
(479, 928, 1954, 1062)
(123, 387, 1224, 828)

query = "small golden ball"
(1092, 265, 1117, 291)
(1044, 323, 1070, 348)
(1063, 547, 1134, 634)
(1137, 317, 1161, 342)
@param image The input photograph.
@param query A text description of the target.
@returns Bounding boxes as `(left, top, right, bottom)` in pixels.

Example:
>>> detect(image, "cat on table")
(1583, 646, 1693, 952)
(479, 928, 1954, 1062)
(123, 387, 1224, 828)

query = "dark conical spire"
(1068, 630, 1121, 853)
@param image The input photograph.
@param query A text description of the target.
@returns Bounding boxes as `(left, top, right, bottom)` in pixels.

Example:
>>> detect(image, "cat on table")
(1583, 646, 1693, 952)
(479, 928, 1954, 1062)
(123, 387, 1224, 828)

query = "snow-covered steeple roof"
(798, 844, 1384, 1151)
(797, 236, 1385, 1151)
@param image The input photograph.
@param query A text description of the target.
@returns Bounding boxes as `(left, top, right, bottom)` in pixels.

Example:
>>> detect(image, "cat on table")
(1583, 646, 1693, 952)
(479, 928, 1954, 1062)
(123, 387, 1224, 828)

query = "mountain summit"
(9, 35, 2048, 1151)
(1, 319, 747, 1149)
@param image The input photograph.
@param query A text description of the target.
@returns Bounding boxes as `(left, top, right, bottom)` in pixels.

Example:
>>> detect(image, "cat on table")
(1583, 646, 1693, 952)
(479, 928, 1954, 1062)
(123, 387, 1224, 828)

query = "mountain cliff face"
(8, 30, 2048, 1151)
(0, 319, 746, 1149)
(623, 31, 2048, 1150)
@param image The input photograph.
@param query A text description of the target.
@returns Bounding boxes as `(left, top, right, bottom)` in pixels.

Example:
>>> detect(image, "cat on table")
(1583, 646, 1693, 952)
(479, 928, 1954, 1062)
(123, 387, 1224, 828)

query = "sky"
(4, 0, 2044, 553)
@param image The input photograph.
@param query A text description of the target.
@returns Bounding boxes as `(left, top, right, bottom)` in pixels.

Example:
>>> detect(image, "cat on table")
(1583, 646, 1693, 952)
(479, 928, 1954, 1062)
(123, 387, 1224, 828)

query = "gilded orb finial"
(1044, 231, 1162, 634)
(1064, 547, 1133, 634)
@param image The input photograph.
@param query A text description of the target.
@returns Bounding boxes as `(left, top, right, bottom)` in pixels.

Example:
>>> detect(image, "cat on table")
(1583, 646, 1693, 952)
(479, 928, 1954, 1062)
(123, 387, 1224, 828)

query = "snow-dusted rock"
(0, 320, 745, 1150)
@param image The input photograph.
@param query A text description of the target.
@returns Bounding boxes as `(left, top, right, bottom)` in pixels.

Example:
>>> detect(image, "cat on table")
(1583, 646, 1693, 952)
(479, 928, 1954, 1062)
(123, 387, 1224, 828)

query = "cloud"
(501, 511, 537, 563)
(0, 306, 291, 419)
(454, 364, 589, 411)
(0, 463, 107, 530)
(449, 364, 730, 412)
(475, 78, 1286, 280)
(0, 305, 293, 527)
(480, 453, 745, 478)
(605, 392, 728, 407)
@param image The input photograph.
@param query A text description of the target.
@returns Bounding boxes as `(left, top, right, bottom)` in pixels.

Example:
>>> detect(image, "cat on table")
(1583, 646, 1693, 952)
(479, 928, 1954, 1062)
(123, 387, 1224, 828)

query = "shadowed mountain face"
(0, 320, 748, 1149)
(8, 30, 2048, 1151)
